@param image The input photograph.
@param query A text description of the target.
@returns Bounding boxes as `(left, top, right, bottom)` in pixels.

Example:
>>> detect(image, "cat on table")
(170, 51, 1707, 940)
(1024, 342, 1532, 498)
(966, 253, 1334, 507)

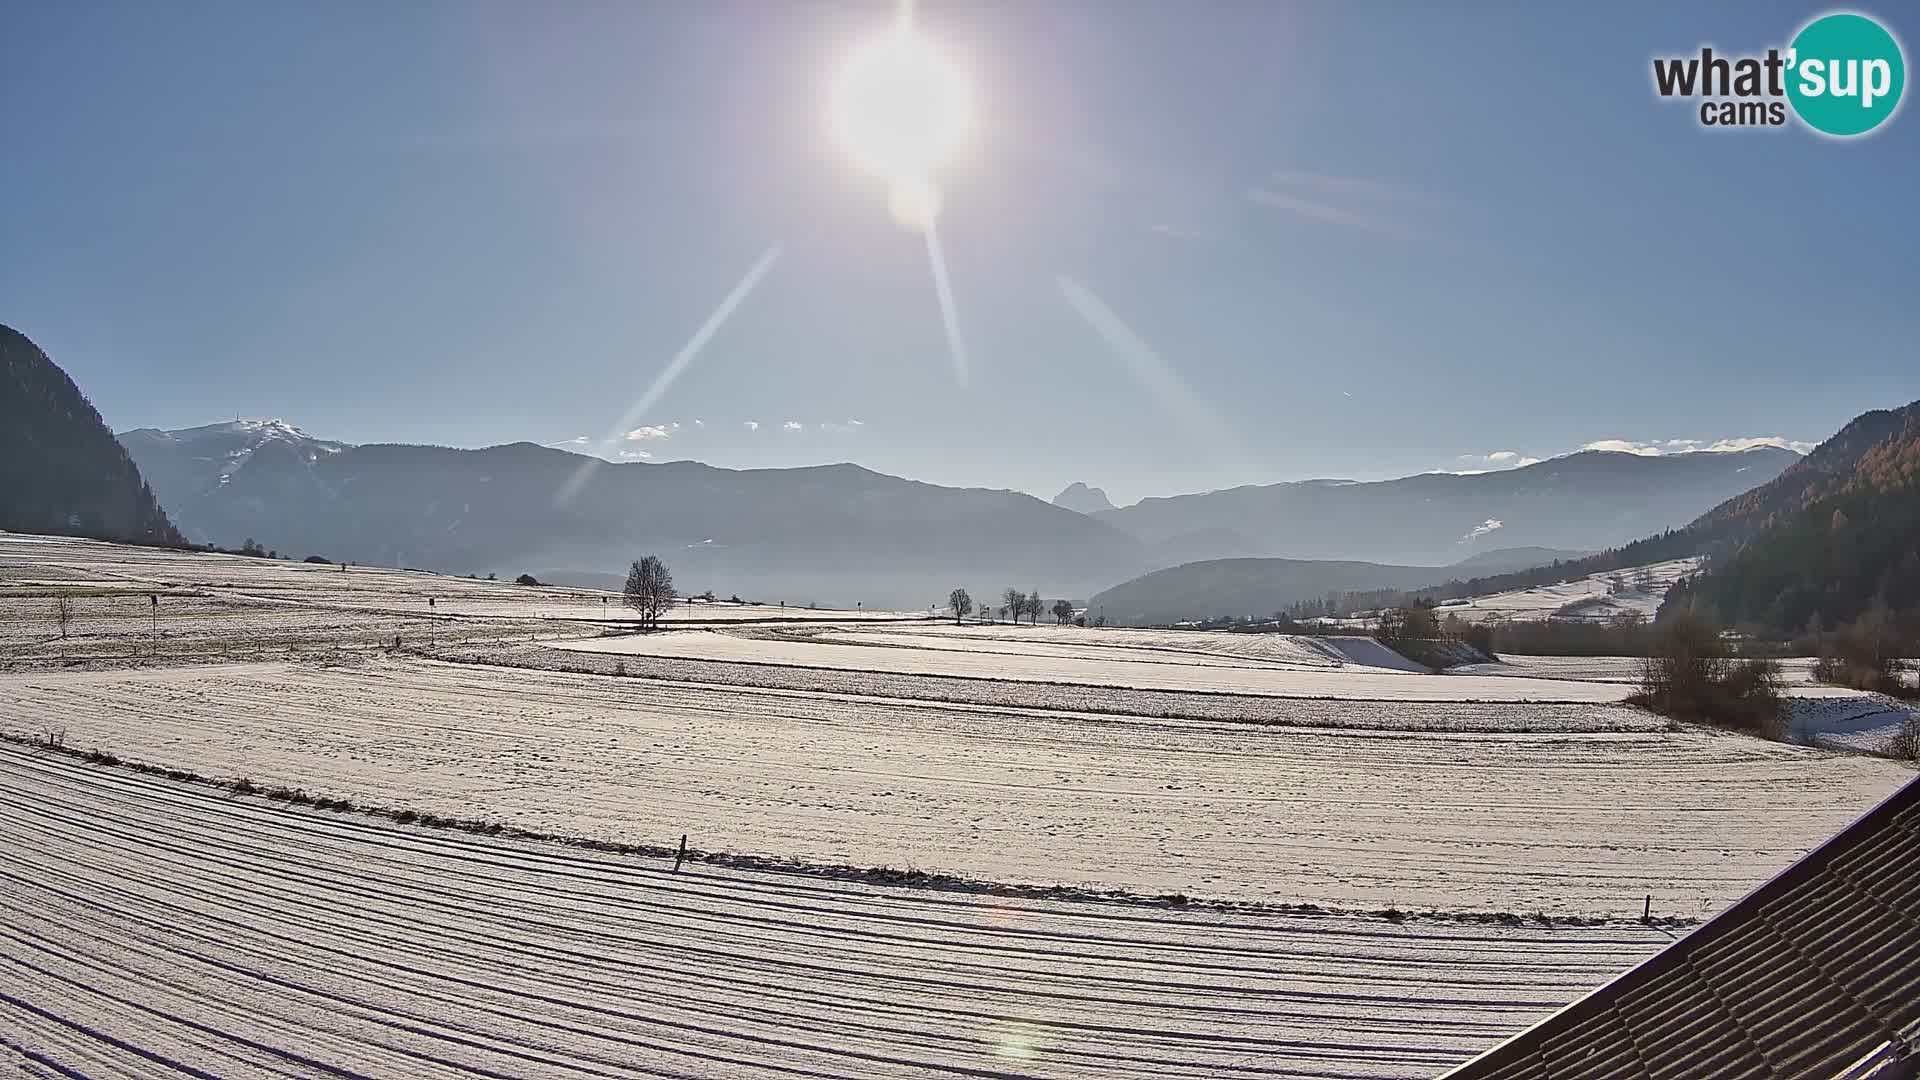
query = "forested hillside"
(1394, 401, 1920, 616)
(0, 324, 182, 545)
(1665, 409, 1920, 642)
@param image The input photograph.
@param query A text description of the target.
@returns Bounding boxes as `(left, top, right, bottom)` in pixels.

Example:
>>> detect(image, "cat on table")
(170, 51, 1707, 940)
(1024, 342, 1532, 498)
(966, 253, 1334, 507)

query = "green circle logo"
(1787, 12, 1906, 136)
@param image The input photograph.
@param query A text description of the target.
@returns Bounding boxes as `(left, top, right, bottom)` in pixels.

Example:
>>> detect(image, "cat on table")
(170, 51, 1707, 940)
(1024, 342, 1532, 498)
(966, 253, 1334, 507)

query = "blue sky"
(3, 1, 1915, 504)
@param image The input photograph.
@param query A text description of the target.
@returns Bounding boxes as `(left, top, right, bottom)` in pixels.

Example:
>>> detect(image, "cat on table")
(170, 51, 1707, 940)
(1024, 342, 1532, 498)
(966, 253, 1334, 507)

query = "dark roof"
(1438, 775, 1920, 1080)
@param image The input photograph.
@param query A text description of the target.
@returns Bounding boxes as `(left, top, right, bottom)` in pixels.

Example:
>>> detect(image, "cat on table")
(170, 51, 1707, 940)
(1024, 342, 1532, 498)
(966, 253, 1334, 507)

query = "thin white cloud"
(1581, 436, 1813, 457)
(1267, 169, 1419, 202)
(819, 419, 867, 434)
(781, 420, 804, 432)
(743, 420, 760, 431)
(1582, 439, 1673, 456)
(1057, 275, 1243, 469)
(1703, 435, 1816, 454)
(1437, 435, 1804, 475)
(617, 449, 652, 460)
(1148, 223, 1200, 240)
(1462, 518, 1504, 543)
(692, 419, 705, 429)
(557, 244, 782, 506)
(544, 435, 591, 449)
(626, 425, 672, 441)
(1441, 450, 1543, 474)
(1247, 187, 1394, 233)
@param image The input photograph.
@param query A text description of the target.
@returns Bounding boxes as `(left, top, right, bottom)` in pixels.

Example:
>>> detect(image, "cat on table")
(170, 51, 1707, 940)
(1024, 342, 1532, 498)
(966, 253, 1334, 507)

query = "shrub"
(514, 573, 541, 586)
(303, 555, 332, 564)
(1889, 714, 1920, 761)
(1632, 613, 1786, 738)
(1811, 608, 1914, 697)
(1460, 621, 1496, 659)
(1718, 658, 1789, 741)
(1552, 596, 1613, 619)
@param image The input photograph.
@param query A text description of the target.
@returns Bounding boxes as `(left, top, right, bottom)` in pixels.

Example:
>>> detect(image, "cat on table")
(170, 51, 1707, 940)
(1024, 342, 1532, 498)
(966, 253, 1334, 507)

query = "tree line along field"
(0, 743, 1674, 1080)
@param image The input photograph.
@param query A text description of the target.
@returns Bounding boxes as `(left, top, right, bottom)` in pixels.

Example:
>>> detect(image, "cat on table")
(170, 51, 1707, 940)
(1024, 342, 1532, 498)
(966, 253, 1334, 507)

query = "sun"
(828, 25, 974, 229)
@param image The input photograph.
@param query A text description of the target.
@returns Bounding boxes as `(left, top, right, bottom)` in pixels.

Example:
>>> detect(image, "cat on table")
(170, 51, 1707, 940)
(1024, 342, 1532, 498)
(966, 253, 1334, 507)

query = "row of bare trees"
(946, 587, 1074, 625)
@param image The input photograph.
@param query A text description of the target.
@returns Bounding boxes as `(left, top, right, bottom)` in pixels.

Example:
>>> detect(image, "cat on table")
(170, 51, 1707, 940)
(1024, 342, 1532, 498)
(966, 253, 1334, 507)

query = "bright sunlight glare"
(828, 24, 975, 231)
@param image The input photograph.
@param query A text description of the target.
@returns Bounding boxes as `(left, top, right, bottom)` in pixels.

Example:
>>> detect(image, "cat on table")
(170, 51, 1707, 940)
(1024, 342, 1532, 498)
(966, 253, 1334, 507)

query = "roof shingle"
(1439, 776, 1920, 1080)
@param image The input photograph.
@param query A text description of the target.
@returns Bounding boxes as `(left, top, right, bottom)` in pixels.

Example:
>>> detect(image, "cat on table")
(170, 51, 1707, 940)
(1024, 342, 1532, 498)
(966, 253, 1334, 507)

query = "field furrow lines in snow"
(0, 657, 1905, 916)
(0, 746, 1674, 1079)
(551, 629, 1630, 703)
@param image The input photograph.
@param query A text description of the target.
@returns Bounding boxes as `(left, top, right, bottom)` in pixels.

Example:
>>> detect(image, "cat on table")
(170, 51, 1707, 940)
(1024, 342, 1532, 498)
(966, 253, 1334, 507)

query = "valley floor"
(1, 652, 1905, 918)
(0, 743, 1670, 1080)
(3, 533, 1914, 1077)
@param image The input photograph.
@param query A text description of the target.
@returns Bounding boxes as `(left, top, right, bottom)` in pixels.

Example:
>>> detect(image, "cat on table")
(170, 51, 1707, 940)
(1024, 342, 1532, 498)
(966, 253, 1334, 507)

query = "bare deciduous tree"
(1051, 598, 1074, 624)
(52, 596, 73, 639)
(1025, 589, 1042, 625)
(1002, 587, 1023, 626)
(623, 556, 676, 632)
(947, 588, 973, 624)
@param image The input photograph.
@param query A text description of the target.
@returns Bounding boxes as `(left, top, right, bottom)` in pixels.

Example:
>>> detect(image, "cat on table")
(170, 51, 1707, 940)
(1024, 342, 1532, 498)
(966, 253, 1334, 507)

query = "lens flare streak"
(556, 245, 783, 504)
(925, 224, 970, 388)
(1057, 275, 1240, 464)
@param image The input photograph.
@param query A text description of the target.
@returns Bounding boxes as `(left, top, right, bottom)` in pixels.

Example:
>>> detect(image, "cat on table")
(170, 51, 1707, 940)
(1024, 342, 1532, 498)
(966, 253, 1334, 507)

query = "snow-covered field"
(1453, 656, 1918, 757)
(557, 627, 1630, 702)
(0, 532, 931, 633)
(0, 744, 1673, 1079)
(2, 533, 1914, 1075)
(3, 655, 1907, 918)
(808, 623, 1435, 672)
(1431, 557, 1701, 625)
(436, 643, 1664, 732)
(1788, 694, 1919, 755)
(1454, 655, 1821, 685)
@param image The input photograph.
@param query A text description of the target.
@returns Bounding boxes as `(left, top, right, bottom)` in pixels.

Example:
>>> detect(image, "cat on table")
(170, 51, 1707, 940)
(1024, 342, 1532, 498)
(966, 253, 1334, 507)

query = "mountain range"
(5, 322, 1897, 628)
(1090, 401, 1919, 627)
(115, 414, 1798, 608)
(1091, 448, 1798, 568)
(117, 421, 1143, 607)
